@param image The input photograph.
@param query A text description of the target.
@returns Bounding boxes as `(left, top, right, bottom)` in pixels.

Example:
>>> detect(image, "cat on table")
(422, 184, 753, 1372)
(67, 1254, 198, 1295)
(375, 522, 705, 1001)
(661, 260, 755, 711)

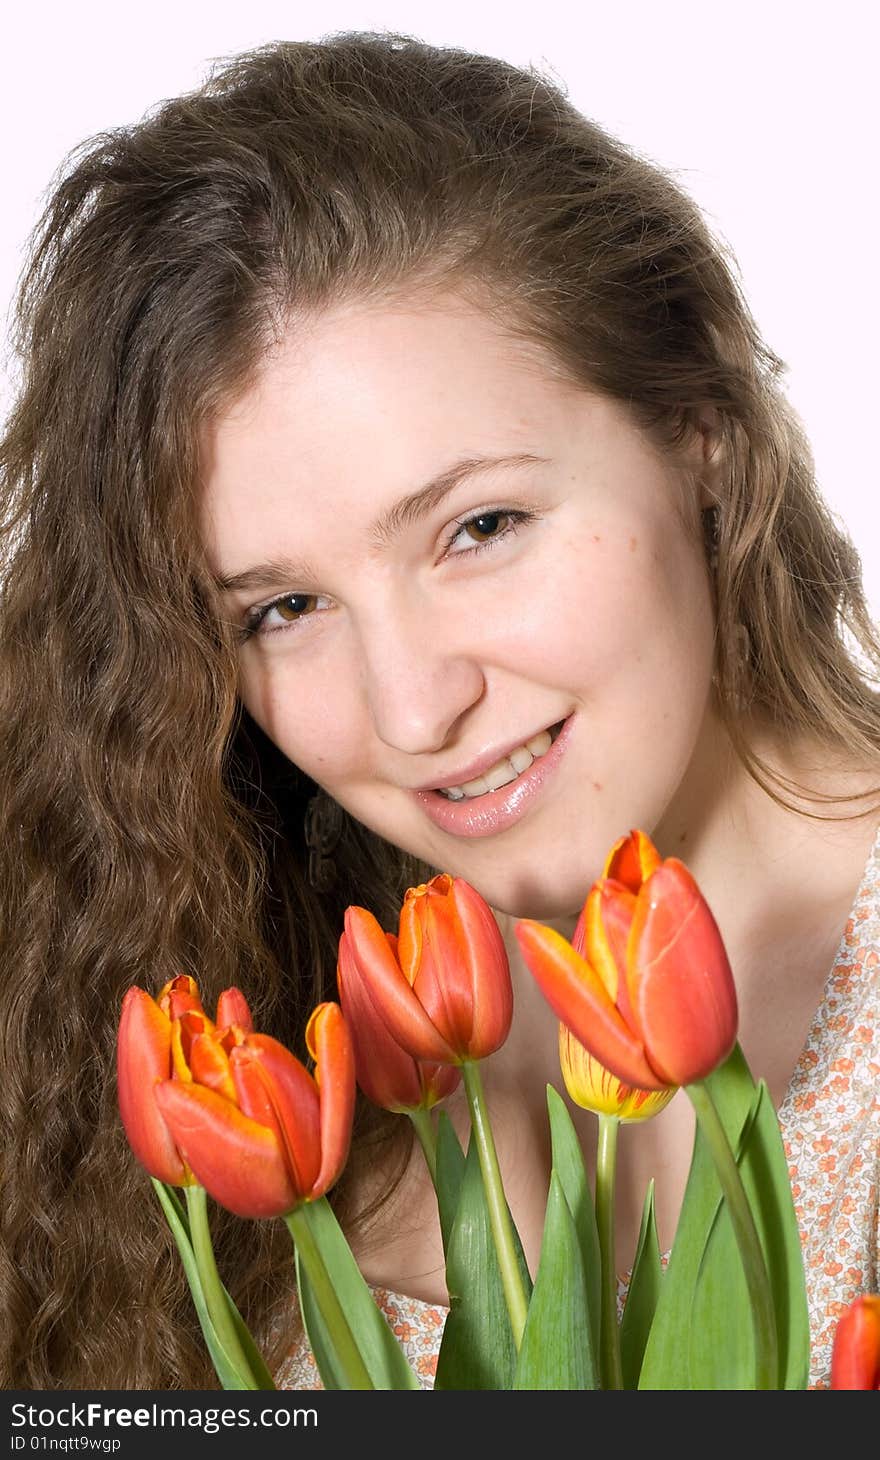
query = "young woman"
(1, 32, 877, 1392)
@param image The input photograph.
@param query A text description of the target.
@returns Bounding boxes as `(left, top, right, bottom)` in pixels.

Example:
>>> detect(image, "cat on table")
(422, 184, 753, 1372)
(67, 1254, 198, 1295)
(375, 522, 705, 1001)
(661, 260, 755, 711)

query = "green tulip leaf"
(688, 1079, 809, 1390)
(157, 1185, 279, 1393)
(152, 1179, 262, 1391)
(744, 1088, 810, 1390)
(294, 1246, 342, 1391)
(545, 1083, 601, 1364)
(291, 1196, 421, 1391)
(638, 1043, 809, 1390)
(686, 1085, 764, 1389)
(435, 1110, 467, 1258)
(513, 1171, 598, 1389)
(434, 1134, 533, 1390)
(620, 1179, 663, 1390)
(637, 1043, 759, 1388)
(222, 1296, 279, 1391)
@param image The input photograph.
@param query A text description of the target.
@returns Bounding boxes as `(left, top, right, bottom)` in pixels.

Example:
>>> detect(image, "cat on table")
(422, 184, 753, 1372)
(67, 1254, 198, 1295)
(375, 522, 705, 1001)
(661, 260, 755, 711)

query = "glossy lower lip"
(412, 713, 575, 839)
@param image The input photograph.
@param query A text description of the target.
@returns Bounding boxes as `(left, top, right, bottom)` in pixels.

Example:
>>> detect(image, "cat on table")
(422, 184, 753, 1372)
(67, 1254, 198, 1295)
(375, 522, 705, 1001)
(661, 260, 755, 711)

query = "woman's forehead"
(218, 290, 567, 421)
(201, 297, 591, 506)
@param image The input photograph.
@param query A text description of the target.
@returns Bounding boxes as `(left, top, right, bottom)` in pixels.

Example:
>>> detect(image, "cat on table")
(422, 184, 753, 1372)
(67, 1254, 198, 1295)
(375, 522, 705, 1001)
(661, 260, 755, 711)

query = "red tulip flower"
(339, 874, 513, 1066)
(830, 1295, 880, 1389)
(515, 829, 738, 1091)
(337, 928, 461, 1111)
(153, 1001, 355, 1219)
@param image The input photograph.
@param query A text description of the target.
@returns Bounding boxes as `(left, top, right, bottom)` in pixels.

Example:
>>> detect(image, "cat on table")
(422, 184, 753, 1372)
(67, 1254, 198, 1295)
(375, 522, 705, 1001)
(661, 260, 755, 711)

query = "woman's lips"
(412, 713, 575, 839)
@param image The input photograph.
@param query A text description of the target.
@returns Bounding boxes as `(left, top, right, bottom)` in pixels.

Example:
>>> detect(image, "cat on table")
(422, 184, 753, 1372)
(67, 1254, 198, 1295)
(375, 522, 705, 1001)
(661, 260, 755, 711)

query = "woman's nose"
(355, 597, 486, 756)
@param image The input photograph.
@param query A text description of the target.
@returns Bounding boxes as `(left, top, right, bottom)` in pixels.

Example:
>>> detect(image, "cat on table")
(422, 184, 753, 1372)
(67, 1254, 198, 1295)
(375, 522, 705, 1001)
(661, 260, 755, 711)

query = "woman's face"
(201, 292, 719, 920)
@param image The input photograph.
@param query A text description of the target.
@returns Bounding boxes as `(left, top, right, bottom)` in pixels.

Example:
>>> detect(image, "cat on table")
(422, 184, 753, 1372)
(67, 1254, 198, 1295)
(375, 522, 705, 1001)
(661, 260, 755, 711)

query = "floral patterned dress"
(276, 822, 880, 1390)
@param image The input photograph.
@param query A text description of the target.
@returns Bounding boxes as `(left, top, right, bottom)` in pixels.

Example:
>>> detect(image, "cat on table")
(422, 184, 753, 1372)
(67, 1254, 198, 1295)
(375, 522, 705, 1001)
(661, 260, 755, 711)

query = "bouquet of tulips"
(117, 829, 880, 1391)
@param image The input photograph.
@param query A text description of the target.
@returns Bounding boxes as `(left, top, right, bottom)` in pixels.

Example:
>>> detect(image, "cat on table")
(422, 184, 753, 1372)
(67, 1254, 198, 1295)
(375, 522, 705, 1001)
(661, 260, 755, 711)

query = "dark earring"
(702, 504, 720, 573)
(304, 790, 344, 891)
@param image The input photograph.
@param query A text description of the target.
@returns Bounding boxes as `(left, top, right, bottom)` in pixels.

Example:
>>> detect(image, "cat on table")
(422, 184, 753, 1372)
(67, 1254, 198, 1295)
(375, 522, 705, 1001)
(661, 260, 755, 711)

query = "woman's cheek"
(238, 643, 365, 779)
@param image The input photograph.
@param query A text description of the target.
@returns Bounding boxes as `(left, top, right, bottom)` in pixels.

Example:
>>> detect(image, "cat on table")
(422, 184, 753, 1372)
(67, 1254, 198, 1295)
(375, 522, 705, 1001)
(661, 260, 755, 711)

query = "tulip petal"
(216, 987, 254, 1032)
(231, 1034, 321, 1198)
(397, 875, 452, 982)
(603, 828, 662, 890)
(583, 882, 622, 1002)
(628, 860, 738, 1086)
(171, 1008, 213, 1082)
(401, 875, 488, 1058)
(449, 878, 513, 1059)
(188, 1028, 238, 1102)
(117, 987, 188, 1185)
(830, 1295, 880, 1389)
(337, 933, 425, 1110)
(421, 1063, 462, 1107)
(158, 974, 205, 1022)
(400, 880, 472, 1049)
(342, 906, 457, 1063)
(515, 920, 667, 1090)
(591, 880, 641, 1031)
(155, 1079, 298, 1219)
(305, 1002, 356, 1199)
(559, 1024, 675, 1121)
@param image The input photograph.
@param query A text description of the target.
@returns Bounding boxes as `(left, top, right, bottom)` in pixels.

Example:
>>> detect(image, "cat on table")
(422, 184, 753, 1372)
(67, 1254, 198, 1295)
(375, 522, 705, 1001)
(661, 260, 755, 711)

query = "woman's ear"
(691, 406, 725, 510)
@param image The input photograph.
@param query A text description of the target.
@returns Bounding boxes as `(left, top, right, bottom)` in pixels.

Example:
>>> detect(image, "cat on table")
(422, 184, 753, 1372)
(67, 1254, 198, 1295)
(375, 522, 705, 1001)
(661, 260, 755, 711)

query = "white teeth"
(459, 773, 491, 797)
(483, 760, 520, 792)
(525, 729, 552, 757)
(436, 725, 563, 801)
(508, 745, 535, 774)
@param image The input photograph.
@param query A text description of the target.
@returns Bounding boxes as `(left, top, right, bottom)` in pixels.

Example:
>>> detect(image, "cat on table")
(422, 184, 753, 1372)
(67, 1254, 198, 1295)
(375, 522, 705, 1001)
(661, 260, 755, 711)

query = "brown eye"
(275, 594, 318, 621)
(462, 511, 511, 543)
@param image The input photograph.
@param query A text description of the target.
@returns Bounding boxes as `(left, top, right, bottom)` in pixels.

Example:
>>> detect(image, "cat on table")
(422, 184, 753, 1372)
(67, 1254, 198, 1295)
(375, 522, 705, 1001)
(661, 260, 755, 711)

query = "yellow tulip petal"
(559, 1026, 675, 1121)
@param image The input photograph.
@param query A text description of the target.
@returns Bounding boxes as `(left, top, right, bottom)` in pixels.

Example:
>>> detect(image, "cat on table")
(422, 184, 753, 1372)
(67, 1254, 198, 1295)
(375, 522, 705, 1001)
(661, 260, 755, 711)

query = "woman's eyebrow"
(213, 451, 548, 595)
(368, 451, 548, 548)
(214, 556, 322, 596)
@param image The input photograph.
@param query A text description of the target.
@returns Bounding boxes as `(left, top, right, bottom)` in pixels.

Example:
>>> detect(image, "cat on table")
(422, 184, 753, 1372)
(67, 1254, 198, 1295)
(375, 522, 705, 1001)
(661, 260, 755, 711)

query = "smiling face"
(200, 291, 721, 922)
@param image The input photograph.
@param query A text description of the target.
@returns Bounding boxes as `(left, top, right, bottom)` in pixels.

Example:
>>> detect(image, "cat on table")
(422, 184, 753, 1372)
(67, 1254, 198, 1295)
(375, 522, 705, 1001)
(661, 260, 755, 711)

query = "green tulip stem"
(185, 1184, 258, 1385)
(285, 1204, 375, 1391)
(408, 1106, 438, 1189)
(686, 1080, 779, 1389)
(461, 1060, 529, 1351)
(596, 1114, 624, 1391)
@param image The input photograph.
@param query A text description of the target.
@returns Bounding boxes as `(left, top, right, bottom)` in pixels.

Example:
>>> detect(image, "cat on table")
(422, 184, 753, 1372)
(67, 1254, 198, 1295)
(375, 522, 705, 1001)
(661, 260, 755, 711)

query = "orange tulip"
(337, 928, 461, 1111)
(154, 1001, 355, 1219)
(830, 1295, 880, 1389)
(117, 974, 239, 1186)
(340, 873, 512, 1064)
(515, 829, 738, 1091)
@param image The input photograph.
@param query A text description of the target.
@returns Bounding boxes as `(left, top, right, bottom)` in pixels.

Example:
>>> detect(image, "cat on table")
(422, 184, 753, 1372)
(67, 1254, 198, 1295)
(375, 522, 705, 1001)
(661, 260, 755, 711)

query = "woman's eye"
(240, 592, 324, 639)
(447, 508, 528, 554)
(460, 511, 509, 544)
(271, 593, 318, 622)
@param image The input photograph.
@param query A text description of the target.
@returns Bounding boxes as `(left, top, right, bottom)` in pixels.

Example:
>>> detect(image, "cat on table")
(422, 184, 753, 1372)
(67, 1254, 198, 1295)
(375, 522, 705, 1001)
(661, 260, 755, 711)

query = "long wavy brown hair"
(2, 31, 878, 1390)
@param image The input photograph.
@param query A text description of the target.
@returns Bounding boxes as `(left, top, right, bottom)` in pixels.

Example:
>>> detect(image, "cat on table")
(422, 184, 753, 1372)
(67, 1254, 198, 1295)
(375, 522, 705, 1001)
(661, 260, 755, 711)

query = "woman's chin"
(477, 877, 588, 930)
